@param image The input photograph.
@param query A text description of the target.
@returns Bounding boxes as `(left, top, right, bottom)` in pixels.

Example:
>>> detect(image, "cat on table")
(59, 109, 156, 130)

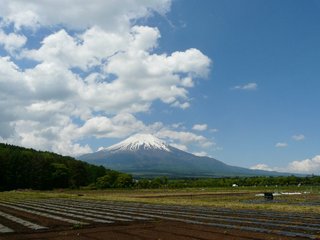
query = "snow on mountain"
(102, 133, 171, 152)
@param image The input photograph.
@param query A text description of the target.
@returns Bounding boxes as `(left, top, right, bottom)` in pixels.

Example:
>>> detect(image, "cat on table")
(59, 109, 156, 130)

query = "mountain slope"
(79, 134, 287, 177)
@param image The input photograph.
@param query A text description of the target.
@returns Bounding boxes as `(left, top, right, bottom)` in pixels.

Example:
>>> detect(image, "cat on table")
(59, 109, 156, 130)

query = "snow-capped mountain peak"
(80, 134, 286, 178)
(103, 133, 171, 152)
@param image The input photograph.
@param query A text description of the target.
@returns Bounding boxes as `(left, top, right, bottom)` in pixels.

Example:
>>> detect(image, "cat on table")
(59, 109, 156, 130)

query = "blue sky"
(158, 0, 320, 172)
(0, 0, 319, 174)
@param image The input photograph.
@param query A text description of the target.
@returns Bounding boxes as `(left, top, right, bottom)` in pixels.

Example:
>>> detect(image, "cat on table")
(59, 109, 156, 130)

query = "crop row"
(0, 199, 319, 239)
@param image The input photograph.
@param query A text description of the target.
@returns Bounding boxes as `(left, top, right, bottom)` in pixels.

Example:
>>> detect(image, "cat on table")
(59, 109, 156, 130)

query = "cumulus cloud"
(250, 164, 273, 171)
(192, 124, 208, 131)
(157, 130, 206, 144)
(251, 155, 320, 174)
(171, 122, 185, 129)
(275, 142, 288, 148)
(287, 155, 320, 174)
(77, 113, 147, 139)
(3, 107, 215, 157)
(170, 143, 188, 151)
(6, 118, 93, 156)
(232, 82, 257, 91)
(81, 115, 213, 155)
(0, 0, 213, 156)
(0, 30, 27, 54)
(292, 134, 305, 141)
(22, 27, 129, 70)
(193, 151, 208, 157)
(20, 26, 210, 114)
(0, 0, 171, 31)
(156, 129, 214, 148)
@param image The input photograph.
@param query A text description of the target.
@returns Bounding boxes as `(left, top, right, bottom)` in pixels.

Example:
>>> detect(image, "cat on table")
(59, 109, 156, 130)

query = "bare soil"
(0, 220, 307, 240)
(1, 198, 319, 240)
(0, 205, 70, 231)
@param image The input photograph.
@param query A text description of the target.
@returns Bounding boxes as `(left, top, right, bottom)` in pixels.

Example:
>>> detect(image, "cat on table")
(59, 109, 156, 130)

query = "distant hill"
(0, 143, 110, 191)
(79, 134, 291, 178)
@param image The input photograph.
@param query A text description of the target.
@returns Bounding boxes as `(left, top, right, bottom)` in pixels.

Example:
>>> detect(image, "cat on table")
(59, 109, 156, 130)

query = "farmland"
(0, 187, 319, 239)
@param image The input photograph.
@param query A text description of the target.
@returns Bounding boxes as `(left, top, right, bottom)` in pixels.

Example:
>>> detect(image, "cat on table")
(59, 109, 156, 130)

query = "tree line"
(150, 175, 320, 189)
(93, 175, 320, 189)
(0, 143, 112, 190)
(1, 143, 319, 191)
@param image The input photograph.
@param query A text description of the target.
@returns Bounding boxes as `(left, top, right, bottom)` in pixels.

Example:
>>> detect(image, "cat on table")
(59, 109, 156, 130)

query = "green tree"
(96, 171, 119, 189)
(115, 173, 133, 188)
(135, 179, 151, 188)
(69, 161, 88, 188)
(51, 163, 69, 188)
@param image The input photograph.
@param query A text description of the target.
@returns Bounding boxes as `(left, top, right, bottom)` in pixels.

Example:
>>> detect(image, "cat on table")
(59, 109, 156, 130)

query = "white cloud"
(292, 134, 305, 141)
(22, 27, 131, 70)
(275, 142, 288, 148)
(78, 116, 214, 153)
(287, 155, 320, 174)
(0, 30, 27, 54)
(9, 119, 93, 156)
(251, 155, 320, 174)
(77, 113, 147, 139)
(170, 143, 188, 151)
(181, 77, 194, 87)
(171, 101, 190, 109)
(193, 151, 208, 157)
(192, 124, 208, 131)
(156, 129, 214, 149)
(171, 122, 185, 129)
(0, 0, 171, 31)
(233, 82, 257, 91)
(167, 48, 211, 78)
(157, 130, 206, 144)
(2, 101, 215, 156)
(250, 164, 273, 171)
(74, 116, 214, 155)
(21, 25, 209, 114)
(0, 0, 213, 156)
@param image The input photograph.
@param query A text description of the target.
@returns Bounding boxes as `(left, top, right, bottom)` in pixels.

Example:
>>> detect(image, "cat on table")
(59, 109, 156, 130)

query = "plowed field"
(0, 198, 319, 239)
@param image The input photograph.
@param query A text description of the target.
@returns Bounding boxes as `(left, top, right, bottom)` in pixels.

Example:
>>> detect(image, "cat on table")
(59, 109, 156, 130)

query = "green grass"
(0, 190, 77, 201)
(0, 186, 319, 214)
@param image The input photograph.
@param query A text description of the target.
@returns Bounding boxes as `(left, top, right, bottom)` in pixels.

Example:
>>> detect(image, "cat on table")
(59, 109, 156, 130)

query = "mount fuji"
(78, 134, 286, 177)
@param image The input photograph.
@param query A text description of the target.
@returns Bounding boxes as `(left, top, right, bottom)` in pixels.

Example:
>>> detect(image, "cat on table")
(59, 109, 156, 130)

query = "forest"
(0, 143, 124, 191)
